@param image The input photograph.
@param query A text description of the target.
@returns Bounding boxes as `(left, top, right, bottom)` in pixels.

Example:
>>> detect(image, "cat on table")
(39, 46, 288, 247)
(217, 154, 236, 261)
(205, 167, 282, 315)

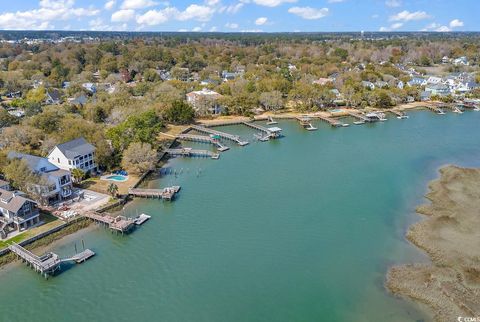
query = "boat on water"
(365, 112, 387, 122)
(437, 109, 446, 115)
(266, 116, 278, 125)
(474, 107, 480, 111)
(305, 124, 317, 131)
(342, 123, 350, 127)
(353, 121, 365, 125)
(397, 115, 409, 119)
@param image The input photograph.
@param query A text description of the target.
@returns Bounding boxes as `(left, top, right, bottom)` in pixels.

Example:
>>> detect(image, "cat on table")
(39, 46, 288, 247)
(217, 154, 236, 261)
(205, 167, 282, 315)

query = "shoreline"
(386, 165, 480, 321)
(0, 103, 465, 269)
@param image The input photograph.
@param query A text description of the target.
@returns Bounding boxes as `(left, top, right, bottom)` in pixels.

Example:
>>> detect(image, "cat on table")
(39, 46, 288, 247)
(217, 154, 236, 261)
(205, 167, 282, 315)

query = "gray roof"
(47, 89, 62, 101)
(0, 189, 35, 214)
(8, 152, 46, 171)
(0, 179, 9, 188)
(56, 137, 95, 159)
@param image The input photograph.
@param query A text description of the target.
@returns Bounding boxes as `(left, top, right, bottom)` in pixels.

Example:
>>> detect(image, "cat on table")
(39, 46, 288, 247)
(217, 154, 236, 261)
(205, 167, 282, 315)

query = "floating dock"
(190, 125, 248, 146)
(165, 148, 220, 159)
(134, 213, 151, 225)
(388, 110, 409, 119)
(266, 116, 278, 125)
(439, 104, 463, 114)
(129, 186, 181, 200)
(8, 242, 95, 278)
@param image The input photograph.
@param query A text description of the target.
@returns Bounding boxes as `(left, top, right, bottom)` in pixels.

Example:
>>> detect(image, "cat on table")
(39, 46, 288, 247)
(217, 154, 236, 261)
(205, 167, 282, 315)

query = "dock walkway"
(314, 114, 345, 127)
(165, 148, 220, 159)
(176, 134, 229, 151)
(345, 110, 371, 122)
(8, 242, 95, 277)
(129, 186, 181, 200)
(190, 125, 248, 146)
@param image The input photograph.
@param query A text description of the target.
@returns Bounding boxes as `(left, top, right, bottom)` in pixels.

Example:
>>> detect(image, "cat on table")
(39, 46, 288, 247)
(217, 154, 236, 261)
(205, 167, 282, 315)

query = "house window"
(68, 160, 71, 165)
(57, 158, 60, 163)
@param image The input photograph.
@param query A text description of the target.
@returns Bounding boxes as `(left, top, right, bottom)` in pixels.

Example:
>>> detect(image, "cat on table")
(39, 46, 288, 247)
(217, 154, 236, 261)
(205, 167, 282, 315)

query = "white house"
(8, 152, 73, 205)
(426, 76, 442, 84)
(48, 138, 97, 173)
(186, 88, 223, 116)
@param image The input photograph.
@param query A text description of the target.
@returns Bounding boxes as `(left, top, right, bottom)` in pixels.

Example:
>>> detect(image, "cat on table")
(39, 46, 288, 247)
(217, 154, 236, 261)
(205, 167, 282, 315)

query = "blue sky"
(0, 0, 476, 32)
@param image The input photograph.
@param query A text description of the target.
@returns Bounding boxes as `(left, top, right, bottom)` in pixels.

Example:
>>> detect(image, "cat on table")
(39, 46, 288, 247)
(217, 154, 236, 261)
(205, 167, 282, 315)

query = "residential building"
(48, 137, 97, 173)
(453, 56, 469, 66)
(425, 84, 450, 96)
(407, 77, 426, 87)
(68, 94, 88, 107)
(186, 88, 223, 116)
(426, 76, 442, 84)
(45, 88, 62, 105)
(361, 81, 375, 90)
(0, 189, 40, 238)
(7, 152, 73, 205)
(82, 82, 97, 93)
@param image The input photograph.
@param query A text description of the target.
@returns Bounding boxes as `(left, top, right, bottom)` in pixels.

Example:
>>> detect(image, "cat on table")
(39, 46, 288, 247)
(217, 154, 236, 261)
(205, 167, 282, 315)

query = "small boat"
(397, 115, 409, 119)
(266, 116, 278, 125)
(342, 123, 350, 127)
(353, 121, 365, 125)
(437, 110, 446, 115)
(305, 124, 317, 131)
(474, 107, 480, 111)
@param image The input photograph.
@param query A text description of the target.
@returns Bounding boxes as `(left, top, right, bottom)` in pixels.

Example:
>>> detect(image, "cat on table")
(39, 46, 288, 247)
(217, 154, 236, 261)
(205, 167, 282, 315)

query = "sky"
(0, 0, 476, 33)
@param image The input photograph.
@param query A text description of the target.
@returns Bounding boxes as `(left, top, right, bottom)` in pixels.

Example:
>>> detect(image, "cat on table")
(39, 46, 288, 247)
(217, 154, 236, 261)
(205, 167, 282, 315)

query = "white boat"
(353, 121, 365, 125)
(474, 107, 480, 111)
(305, 124, 317, 131)
(342, 123, 350, 127)
(437, 110, 446, 115)
(397, 115, 409, 119)
(266, 116, 278, 125)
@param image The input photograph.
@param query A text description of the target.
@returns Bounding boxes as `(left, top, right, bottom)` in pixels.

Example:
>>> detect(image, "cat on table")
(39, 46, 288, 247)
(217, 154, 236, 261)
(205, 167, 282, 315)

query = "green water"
(2, 111, 480, 322)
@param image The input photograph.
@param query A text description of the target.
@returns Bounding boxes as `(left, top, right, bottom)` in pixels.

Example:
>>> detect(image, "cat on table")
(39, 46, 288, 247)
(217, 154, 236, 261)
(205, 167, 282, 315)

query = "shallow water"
(1, 110, 480, 322)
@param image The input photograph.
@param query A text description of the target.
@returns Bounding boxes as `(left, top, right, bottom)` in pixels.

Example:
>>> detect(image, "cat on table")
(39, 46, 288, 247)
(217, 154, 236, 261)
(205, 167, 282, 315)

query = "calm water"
(2, 111, 480, 322)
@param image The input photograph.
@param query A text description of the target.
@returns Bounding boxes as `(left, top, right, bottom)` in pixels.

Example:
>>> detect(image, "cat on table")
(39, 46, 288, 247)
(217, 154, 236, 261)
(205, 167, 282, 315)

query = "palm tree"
(71, 168, 85, 183)
(107, 183, 118, 198)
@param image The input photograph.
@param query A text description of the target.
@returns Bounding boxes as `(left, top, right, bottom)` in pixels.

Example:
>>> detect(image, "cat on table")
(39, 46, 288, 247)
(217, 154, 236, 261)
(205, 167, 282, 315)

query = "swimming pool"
(104, 175, 128, 182)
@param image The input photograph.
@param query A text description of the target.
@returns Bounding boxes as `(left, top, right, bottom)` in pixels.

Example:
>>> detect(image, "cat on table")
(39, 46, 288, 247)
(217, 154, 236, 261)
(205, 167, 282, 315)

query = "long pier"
(345, 110, 371, 122)
(177, 134, 229, 151)
(165, 148, 220, 159)
(423, 104, 445, 114)
(388, 109, 408, 118)
(190, 125, 248, 146)
(315, 114, 345, 127)
(439, 104, 463, 114)
(242, 122, 283, 140)
(8, 242, 95, 278)
(129, 186, 181, 200)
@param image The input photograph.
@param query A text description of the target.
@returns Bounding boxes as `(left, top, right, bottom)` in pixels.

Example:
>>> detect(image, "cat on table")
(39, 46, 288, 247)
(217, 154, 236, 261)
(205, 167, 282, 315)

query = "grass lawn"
(0, 213, 64, 249)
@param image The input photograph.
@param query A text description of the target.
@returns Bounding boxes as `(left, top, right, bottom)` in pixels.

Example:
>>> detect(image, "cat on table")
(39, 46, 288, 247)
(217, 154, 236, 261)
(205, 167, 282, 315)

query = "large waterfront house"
(186, 88, 223, 116)
(8, 152, 73, 205)
(0, 189, 40, 238)
(48, 138, 97, 173)
(425, 84, 451, 96)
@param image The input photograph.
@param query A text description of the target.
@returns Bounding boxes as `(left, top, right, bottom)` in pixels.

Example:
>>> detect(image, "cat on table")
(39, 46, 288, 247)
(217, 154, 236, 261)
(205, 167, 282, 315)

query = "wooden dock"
(129, 186, 181, 200)
(345, 110, 371, 123)
(8, 242, 95, 277)
(295, 116, 317, 131)
(439, 104, 463, 114)
(84, 212, 134, 233)
(424, 105, 445, 114)
(314, 114, 345, 127)
(388, 109, 408, 118)
(176, 134, 229, 151)
(165, 148, 220, 159)
(242, 122, 283, 139)
(190, 125, 248, 146)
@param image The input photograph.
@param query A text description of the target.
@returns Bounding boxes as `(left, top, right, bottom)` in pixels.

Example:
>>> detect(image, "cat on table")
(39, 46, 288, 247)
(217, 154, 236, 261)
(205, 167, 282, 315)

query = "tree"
(26, 86, 46, 104)
(0, 109, 18, 128)
(121, 142, 158, 175)
(259, 91, 284, 111)
(106, 110, 163, 151)
(3, 158, 42, 194)
(163, 100, 195, 124)
(71, 168, 85, 183)
(107, 183, 118, 198)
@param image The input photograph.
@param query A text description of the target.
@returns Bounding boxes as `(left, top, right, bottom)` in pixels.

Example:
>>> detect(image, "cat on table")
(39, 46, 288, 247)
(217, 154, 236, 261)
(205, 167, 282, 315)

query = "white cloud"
(390, 10, 430, 22)
(255, 17, 268, 25)
(225, 22, 239, 29)
(436, 25, 450, 32)
(449, 19, 464, 28)
(192, 26, 202, 31)
(252, 0, 297, 7)
(225, 2, 244, 14)
(177, 4, 215, 21)
(0, 1, 99, 30)
(385, 0, 401, 8)
(136, 7, 177, 25)
(288, 7, 329, 20)
(105, 0, 116, 10)
(111, 9, 135, 22)
(121, 0, 157, 9)
(379, 22, 403, 31)
(209, 26, 217, 31)
(327, 0, 344, 3)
